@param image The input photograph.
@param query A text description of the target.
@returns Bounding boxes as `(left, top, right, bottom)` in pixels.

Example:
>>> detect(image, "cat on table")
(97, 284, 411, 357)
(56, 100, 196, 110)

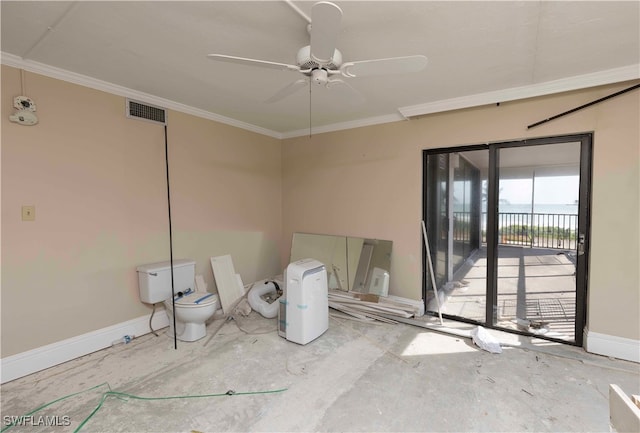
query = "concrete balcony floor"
(434, 245, 578, 342)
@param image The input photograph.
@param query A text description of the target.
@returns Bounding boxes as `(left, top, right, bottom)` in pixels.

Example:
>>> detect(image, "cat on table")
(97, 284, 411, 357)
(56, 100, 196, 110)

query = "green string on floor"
(1, 383, 111, 433)
(2, 384, 287, 433)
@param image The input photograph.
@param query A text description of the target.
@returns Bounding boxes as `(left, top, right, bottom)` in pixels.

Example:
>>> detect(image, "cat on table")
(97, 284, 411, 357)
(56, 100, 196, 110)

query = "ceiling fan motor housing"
(296, 45, 342, 71)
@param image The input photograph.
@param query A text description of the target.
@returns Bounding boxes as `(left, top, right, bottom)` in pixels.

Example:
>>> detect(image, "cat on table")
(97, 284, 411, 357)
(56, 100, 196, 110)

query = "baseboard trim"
(585, 329, 640, 363)
(1, 311, 169, 384)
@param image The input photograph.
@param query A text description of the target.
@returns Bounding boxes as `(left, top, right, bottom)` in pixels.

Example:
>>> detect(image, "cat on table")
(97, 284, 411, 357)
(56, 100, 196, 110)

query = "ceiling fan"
(207, 1, 428, 103)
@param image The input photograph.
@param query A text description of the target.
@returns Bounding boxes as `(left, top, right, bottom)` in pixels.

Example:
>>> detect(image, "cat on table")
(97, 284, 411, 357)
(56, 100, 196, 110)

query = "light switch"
(22, 205, 35, 221)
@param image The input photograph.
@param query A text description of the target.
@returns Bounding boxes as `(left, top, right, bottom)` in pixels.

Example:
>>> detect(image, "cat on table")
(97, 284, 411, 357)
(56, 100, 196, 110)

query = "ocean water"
(499, 203, 578, 215)
(454, 203, 579, 215)
(467, 203, 579, 230)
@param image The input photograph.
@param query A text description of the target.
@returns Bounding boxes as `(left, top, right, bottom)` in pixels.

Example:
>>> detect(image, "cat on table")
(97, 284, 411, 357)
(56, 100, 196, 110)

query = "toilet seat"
(173, 292, 218, 308)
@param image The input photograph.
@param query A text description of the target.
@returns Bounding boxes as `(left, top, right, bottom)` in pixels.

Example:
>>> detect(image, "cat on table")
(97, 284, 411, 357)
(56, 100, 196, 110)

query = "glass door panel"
(424, 153, 449, 297)
(494, 142, 581, 342)
(424, 149, 488, 323)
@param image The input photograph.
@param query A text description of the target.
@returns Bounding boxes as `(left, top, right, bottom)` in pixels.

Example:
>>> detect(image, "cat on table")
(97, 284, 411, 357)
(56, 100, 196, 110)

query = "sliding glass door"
(423, 134, 592, 345)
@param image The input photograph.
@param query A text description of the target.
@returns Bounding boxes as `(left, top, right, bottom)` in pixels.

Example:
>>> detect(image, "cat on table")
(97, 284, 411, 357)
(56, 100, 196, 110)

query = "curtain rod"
(527, 83, 640, 129)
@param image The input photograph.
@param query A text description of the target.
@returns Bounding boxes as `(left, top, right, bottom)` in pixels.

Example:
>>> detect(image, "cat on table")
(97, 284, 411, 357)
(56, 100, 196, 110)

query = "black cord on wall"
(164, 124, 177, 350)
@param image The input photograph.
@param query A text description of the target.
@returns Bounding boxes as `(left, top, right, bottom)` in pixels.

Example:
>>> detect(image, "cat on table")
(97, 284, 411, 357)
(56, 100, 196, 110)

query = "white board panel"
(210, 255, 245, 314)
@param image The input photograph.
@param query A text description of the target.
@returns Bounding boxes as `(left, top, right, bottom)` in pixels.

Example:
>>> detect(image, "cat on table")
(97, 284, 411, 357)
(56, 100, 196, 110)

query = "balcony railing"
(456, 212, 578, 250)
(497, 212, 578, 249)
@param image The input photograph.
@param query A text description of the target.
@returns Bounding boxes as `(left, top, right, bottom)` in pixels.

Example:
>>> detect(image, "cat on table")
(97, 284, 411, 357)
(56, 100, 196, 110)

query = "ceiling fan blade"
(326, 78, 365, 105)
(310, 1, 342, 63)
(207, 54, 300, 72)
(340, 55, 428, 78)
(265, 79, 309, 103)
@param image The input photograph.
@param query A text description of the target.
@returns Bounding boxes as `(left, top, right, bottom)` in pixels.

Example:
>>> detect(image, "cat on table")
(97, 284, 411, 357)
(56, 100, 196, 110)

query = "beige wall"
(282, 80, 640, 341)
(2, 65, 638, 358)
(1, 66, 282, 357)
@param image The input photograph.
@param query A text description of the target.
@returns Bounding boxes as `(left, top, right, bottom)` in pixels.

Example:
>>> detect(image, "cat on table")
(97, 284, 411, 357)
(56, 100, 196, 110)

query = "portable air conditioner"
(278, 258, 328, 345)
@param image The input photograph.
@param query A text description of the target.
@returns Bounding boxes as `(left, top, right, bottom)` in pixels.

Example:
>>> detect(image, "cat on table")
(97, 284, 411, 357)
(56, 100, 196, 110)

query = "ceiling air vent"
(126, 99, 167, 125)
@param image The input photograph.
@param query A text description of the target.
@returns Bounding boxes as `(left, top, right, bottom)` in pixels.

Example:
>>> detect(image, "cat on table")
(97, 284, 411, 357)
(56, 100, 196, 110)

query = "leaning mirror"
(290, 232, 392, 294)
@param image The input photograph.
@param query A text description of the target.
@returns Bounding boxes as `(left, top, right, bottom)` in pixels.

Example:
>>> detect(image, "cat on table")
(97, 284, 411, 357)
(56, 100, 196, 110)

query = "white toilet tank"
(137, 259, 196, 304)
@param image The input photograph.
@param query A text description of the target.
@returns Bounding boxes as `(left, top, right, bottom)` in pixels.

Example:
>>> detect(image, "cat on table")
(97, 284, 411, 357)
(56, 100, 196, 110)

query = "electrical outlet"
(22, 205, 35, 221)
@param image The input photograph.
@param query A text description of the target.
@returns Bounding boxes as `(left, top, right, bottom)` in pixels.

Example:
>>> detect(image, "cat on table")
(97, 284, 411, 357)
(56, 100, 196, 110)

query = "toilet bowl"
(165, 292, 219, 342)
(136, 259, 219, 342)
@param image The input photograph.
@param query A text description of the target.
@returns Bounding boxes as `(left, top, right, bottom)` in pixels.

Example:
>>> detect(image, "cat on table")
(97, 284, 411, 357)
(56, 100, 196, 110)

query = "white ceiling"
(2, 1, 639, 138)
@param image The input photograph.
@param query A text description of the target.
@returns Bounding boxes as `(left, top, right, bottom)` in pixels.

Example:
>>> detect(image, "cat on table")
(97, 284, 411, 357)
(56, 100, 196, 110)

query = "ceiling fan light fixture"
(311, 68, 328, 85)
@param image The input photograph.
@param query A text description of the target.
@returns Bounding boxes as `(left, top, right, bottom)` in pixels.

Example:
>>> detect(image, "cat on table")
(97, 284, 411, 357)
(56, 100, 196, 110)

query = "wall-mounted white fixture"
(9, 96, 38, 126)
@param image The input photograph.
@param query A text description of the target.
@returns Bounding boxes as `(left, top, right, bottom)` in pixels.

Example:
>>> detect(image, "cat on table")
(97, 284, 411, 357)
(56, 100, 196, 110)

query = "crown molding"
(3, 52, 638, 139)
(281, 113, 406, 139)
(398, 64, 640, 118)
(1, 52, 283, 139)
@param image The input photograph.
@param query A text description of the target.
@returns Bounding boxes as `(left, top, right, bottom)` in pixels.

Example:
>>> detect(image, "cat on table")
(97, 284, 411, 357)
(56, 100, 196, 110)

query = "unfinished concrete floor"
(1, 313, 639, 432)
